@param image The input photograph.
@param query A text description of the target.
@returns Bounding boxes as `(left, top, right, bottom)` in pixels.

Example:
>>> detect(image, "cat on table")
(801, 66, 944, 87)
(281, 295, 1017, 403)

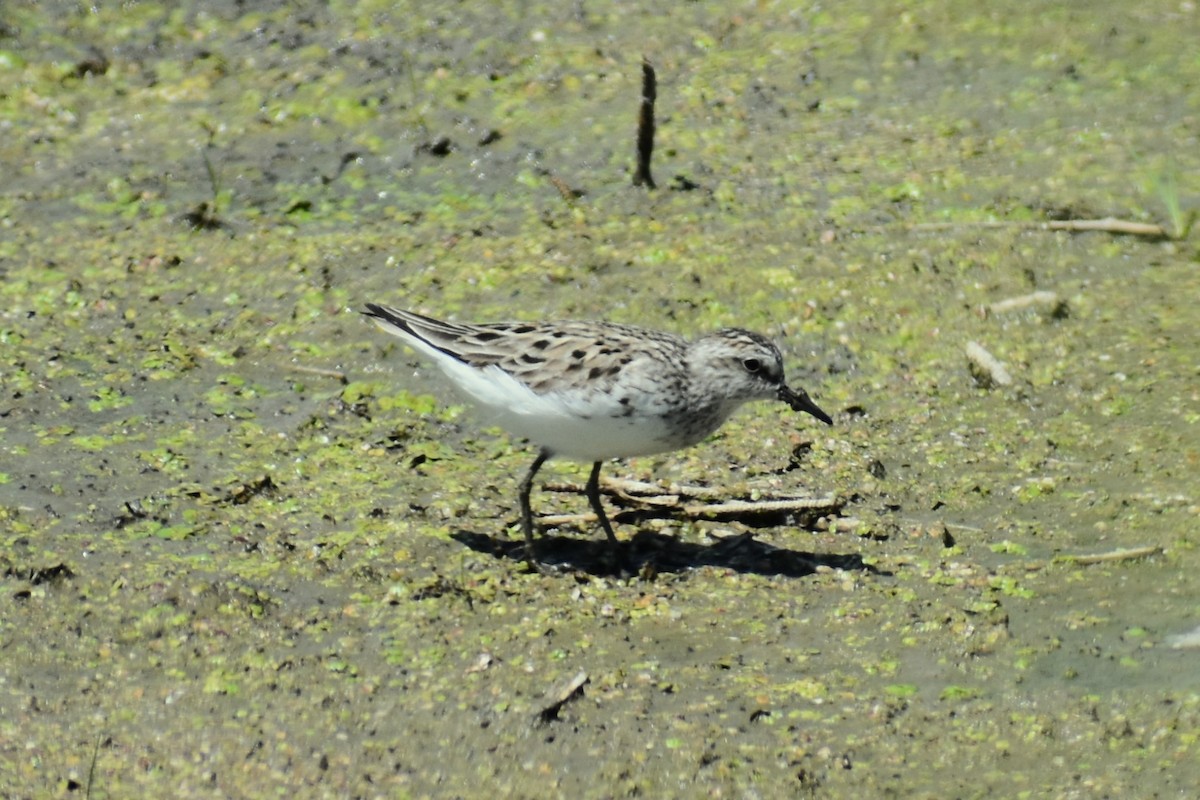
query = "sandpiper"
(364, 303, 832, 570)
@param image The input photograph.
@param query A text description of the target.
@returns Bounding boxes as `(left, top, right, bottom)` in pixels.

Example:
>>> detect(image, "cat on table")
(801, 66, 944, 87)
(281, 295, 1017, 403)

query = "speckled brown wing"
(363, 304, 696, 423)
(372, 305, 684, 394)
(462, 321, 686, 394)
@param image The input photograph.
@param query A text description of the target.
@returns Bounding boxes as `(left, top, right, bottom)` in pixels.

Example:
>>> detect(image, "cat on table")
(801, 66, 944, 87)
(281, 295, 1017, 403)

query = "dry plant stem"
(1043, 218, 1166, 236)
(1062, 545, 1163, 565)
(537, 669, 589, 724)
(632, 57, 656, 188)
(287, 363, 348, 383)
(540, 476, 841, 524)
(965, 341, 1013, 387)
(548, 174, 579, 205)
(988, 291, 1060, 315)
(1165, 625, 1200, 650)
(896, 217, 1167, 238)
(547, 475, 823, 501)
(683, 497, 842, 517)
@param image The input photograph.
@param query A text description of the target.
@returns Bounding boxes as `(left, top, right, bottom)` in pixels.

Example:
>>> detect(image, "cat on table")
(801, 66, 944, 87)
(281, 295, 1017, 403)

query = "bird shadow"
(449, 526, 885, 579)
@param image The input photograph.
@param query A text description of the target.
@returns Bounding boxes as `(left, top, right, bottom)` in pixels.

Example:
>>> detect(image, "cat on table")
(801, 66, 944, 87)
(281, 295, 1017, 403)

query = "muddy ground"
(2, 1, 1199, 797)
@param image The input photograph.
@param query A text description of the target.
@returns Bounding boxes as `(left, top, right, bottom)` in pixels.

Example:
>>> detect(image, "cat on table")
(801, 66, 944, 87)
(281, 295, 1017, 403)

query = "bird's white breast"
(445, 361, 688, 461)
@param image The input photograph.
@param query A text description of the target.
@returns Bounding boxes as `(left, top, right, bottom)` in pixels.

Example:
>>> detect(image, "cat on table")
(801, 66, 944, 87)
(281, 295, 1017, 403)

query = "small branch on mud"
(1165, 625, 1200, 649)
(1059, 545, 1163, 565)
(547, 173, 584, 206)
(541, 476, 843, 524)
(286, 363, 349, 384)
(632, 57, 657, 189)
(965, 341, 1013, 388)
(985, 291, 1065, 317)
(1041, 218, 1167, 237)
(536, 669, 589, 725)
(891, 217, 1168, 239)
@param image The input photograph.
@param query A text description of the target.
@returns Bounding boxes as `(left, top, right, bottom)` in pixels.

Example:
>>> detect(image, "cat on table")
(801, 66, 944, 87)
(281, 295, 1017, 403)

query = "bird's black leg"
(518, 449, 551, 570)
(585, 461, 621, 568)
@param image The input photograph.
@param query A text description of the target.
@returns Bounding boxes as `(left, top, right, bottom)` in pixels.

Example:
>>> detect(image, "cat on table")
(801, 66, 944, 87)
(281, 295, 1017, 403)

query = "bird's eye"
(742, 358, 762, 373)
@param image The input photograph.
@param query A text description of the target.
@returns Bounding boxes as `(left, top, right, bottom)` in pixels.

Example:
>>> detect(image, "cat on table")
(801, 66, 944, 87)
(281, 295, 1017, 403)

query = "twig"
(538, 512, 605, 527)
(548, 476, 794, 501)
(1165, 625, 1200, 650)
(895, 217, 1167, 238)
(965, 341, 1013, 388)
(85, 735, 102, 800)
(199, 121, 222, 212)
(1044, 218, 1166, 236)
(683, 497, 842, 518)
(548, 174, 584, 205)
(536, 669, 589, 725)
(1060, 545, 1162, 565)
(286, 364, 348, 384)
(632, 57, 656, 189)
(541, 477, 842, 523)
(987, 291, 1061, 315)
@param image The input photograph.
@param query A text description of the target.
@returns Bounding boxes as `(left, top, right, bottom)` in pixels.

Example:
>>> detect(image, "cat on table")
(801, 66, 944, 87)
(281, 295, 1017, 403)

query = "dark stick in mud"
(633, 57, 657, 189)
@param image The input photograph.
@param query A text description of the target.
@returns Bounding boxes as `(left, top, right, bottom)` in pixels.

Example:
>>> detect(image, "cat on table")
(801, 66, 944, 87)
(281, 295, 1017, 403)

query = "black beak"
(779, 384, 833, 425)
